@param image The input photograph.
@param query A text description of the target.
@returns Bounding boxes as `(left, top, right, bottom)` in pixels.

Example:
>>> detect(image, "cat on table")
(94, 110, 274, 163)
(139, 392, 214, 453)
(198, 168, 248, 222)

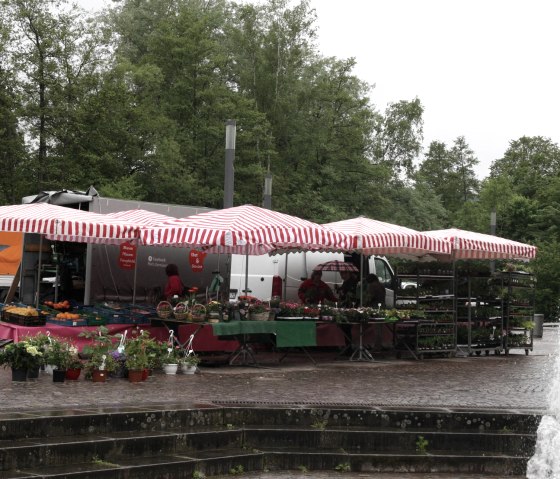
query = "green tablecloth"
(211, 320, 316, 348)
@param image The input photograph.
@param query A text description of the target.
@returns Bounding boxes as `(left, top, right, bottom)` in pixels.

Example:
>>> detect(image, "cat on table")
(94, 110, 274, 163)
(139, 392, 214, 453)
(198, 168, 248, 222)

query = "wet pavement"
(0, 327, 556, 414)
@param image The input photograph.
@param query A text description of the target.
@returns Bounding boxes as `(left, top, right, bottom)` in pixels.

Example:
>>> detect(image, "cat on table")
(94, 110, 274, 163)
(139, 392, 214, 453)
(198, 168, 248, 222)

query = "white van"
(229, 251, 397, 307)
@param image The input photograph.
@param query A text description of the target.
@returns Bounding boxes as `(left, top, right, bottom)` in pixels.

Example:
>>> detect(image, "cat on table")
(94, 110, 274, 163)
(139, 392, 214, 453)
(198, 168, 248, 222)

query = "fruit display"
(52, 312, 82, 321)
(44, 300, 72, 311)
(2, 305, 39, 317)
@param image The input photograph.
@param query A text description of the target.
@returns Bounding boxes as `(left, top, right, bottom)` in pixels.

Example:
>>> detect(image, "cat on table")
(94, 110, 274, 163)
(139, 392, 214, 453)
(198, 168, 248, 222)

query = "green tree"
(490, 136, 560, 198)
(372, 98, 424, 181)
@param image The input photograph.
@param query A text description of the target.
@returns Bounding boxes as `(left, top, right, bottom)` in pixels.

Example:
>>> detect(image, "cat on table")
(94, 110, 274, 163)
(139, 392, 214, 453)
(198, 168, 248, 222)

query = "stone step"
(0, 430, 244, 471)
(0, 426, 535, 472)
(7, 449, 530, 478)
(264, 451, 529, 476)
(11, 450, 264, 479)
(0, 406, 541, 441)
(244, 427, 536, 455)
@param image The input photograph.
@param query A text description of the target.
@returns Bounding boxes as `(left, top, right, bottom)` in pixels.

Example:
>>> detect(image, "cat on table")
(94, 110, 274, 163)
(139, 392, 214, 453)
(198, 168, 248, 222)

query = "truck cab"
(229, 251, 397, 307)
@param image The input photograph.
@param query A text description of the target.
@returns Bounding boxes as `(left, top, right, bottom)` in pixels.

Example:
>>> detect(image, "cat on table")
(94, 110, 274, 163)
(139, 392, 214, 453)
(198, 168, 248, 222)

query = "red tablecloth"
(0, 322, 169, 351)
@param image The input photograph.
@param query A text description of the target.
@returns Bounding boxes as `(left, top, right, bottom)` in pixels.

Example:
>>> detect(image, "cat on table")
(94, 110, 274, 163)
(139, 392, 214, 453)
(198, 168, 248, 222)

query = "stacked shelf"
(501, 271, 535, 355)
(395, 272, 456, 360)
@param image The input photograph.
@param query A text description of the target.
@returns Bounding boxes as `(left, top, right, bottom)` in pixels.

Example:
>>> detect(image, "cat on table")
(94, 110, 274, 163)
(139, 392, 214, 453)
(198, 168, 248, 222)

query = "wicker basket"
(173, 302, 189, 321)
(190, 304, 207, 322)
(249, 311, 270, 321)
(156, 301, 173, 319)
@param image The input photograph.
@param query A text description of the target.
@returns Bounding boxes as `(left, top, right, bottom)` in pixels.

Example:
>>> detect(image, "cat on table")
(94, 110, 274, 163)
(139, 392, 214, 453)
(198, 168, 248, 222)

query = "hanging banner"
(118, 241, 137, 270)
(189, 250, 207, 273)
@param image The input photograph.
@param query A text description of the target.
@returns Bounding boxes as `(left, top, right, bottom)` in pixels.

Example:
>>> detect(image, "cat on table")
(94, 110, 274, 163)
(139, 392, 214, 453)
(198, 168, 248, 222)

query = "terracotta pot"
(65, 368, 81, 380)
(142, 369, 149, 381)
(92, 369, 107, 383)
(128, 369, 144, 383)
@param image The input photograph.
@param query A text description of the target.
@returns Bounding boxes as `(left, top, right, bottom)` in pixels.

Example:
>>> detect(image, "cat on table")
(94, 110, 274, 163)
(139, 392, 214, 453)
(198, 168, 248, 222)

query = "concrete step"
(12, 450, 264, 479)
(244, 427, 535, 455)
(0, 407, 538, 477)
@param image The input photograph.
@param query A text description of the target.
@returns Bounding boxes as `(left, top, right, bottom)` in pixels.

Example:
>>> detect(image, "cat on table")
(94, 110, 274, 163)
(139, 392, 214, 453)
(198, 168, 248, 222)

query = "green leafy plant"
(228, 464, 244, 475)
(192, 471, 206, 479)
(297, 465, 309, 473)
(416, 435, 429, 453)
(44, 338, 76, 370)
(334, 462, 351, 472)
(311, 418, 328, 430)
(0, 340, 43, 370)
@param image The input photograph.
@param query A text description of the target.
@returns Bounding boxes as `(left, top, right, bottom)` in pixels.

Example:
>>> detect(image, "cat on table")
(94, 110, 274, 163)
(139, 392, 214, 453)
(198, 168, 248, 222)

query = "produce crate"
(2, 310, 46, 326)
(46, 317, 88, 327)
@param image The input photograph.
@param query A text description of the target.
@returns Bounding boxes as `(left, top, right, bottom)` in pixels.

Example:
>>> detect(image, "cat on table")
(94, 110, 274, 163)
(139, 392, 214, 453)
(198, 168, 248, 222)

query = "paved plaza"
(0, 327, 556, 414)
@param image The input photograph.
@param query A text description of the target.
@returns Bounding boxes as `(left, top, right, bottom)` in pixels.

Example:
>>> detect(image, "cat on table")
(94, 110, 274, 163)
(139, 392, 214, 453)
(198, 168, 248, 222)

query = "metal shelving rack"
(501, 271, 535, 355)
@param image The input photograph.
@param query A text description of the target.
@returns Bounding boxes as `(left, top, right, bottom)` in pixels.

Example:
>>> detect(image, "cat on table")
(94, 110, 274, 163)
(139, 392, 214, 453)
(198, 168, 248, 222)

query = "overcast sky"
(79, 0, 560, 179)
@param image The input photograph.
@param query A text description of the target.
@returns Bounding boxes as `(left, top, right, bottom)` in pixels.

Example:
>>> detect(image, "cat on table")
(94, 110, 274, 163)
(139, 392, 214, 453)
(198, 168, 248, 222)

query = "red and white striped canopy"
(140, 205, 352, 254)
(0, 203, 138, 244)
(105, 209, 176, 226)
(422, 228, 537, 260)
(323, 216, 452, 258)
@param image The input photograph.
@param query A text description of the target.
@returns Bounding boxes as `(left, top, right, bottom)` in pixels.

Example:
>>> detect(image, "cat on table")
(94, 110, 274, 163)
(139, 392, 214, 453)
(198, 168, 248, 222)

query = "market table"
(0, 321, 169, 351)
(211, 320, 317, 365)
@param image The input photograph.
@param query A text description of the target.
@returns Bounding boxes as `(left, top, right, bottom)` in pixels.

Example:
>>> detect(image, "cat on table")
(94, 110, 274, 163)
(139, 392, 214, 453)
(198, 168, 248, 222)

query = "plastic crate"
(2, 310, 46, 326)
(46, 318, 88, 327)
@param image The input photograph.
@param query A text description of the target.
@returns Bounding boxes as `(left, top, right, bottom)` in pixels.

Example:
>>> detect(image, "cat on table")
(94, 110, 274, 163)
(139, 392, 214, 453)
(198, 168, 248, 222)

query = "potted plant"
(84, 346, 117, 382)
(65, 356, 83, 380)
(248, 300, 270, 321)
(124, 351, 149, 382)
(179, 353, 200, 375)
(162, 345, 180, 375)
(206, 301, 222, 322)
(25, 334, 50, 378)
(0, 340, 43, 381)
(44, 338, 75, 382)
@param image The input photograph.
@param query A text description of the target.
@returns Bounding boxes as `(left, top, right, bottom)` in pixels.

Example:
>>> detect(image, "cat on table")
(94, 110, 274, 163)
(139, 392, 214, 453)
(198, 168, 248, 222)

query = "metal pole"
(224, 119, 236, 209)
(35, 235, 43, 309)
(490, 209, 496, 274)
(263, 172, 272, 209)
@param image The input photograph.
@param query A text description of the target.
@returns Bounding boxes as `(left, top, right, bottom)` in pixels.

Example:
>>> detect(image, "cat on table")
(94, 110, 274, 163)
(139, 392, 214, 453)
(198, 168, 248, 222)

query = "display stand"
(456, 275, 503, 356)
(502, 271, 535, 355)
(349, 321, 374, 362)
(395, 269, 456, 360)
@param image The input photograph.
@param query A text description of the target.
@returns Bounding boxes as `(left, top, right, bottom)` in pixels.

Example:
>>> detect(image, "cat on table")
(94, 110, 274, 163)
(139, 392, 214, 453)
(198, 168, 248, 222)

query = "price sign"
(188, 250, 207, 273)
(118, 241, 137, 270)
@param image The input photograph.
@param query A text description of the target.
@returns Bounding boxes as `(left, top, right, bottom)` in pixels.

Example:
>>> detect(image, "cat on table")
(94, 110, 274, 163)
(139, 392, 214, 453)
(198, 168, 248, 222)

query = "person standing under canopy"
(298, 270, 337, 305)
(164, 263, 185, 300)
(364, 273, 386, 308)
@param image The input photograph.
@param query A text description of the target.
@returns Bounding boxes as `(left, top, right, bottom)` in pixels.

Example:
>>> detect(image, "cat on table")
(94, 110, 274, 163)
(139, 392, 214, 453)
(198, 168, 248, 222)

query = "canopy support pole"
(244, 244, 249, 296)
(35, 235, 43, 309)
(132, 239, 138, 306)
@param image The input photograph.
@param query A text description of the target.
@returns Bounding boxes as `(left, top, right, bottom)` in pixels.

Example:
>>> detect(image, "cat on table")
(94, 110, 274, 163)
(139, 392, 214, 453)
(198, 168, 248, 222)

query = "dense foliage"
(0, 0, 558, 317)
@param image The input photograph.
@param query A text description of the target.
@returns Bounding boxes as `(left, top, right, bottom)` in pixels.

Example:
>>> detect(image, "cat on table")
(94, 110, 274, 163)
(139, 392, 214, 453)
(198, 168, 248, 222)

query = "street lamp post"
(224, 120, 236, 209)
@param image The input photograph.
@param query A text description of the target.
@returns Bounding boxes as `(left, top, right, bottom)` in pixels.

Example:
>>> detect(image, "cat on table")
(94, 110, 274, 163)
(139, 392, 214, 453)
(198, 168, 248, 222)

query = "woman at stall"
(163, 263, 185, 300)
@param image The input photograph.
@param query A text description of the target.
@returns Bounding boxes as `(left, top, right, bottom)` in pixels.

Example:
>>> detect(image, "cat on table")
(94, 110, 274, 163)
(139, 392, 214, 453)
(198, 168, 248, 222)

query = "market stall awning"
(422, 228, 537, 260)
(0, 203, 138, 244)
(105, 209, 176, 226)
(323, 216, 452, 258)
(140, 204, 352, 254)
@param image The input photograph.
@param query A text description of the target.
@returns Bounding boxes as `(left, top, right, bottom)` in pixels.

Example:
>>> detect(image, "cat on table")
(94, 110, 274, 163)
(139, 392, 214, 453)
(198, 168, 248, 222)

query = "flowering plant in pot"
(124, 350, 149, 382)
(248, 300, 270, 321)
(84, 346, 117, 382)
(162, 345, 181, 375)
(179, 353, 200, 374)
(0, 340, 43, 381)
(65, 357, 83, 380)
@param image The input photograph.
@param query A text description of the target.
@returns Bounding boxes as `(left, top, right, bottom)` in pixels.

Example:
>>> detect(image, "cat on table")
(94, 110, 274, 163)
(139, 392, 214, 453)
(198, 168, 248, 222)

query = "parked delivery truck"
(229, 251, 397, 307)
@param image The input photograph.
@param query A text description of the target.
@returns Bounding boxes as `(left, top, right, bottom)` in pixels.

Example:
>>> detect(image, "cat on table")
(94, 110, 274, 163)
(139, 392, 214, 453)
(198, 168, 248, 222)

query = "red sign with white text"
(189, 250, 206, 273)
(118, 241, 137, 270)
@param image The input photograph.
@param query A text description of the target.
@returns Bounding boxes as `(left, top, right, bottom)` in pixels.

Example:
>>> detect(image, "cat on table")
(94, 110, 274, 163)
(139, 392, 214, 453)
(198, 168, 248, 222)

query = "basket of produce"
(2, 305, 46, 326)
(173, 302, 189, 321)
(190, 304, 206, 322)
(156, 301, 173, 319)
